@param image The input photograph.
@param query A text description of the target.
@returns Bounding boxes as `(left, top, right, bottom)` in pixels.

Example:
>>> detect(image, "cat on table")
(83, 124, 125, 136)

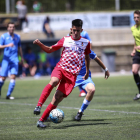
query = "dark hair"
(134, 10, 140, 15)
(72, 19, 83, 27)
(46, 16, 50, 23)
(7, 22, 15, 28)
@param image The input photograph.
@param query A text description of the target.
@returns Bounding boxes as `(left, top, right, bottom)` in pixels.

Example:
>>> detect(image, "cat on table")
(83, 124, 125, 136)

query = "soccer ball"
(49, 108, 64, 123)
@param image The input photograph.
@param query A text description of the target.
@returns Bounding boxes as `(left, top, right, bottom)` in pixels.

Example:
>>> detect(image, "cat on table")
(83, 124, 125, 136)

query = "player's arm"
(33, 39, 55, 53)
(131, 40, 136, 57)
(94, 57, 110, 79)
(84, 54, 90, 80)
(83, 41, 91, 80)
(0, 43, 14, 49)
(18, 46, 25, 64)
(0, 35, 14, 49)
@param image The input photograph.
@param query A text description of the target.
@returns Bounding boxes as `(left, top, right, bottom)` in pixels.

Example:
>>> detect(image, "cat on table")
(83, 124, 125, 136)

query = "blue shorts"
(0, 59, 18, 77)
(74, 76, 95, 90)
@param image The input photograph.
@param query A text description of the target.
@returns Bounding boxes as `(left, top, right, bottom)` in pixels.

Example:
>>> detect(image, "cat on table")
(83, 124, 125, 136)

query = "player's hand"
(131, 50, 135, 57)
(105, 70, 110, 79)
(7, 43, 14, 47)
(33, 39, 41, 45)
(82, 72, 89, 80)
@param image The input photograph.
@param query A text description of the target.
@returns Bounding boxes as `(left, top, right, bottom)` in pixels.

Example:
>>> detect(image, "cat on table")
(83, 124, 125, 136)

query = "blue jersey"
(0, 32, 21, 63)
(81, 31, 92, 43)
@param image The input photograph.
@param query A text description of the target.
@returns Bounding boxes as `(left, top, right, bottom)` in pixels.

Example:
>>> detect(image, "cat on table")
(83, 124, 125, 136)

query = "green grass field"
(0, 75, 140, 140)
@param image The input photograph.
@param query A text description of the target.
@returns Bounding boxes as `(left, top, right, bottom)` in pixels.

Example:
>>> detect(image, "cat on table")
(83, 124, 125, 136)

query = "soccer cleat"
(75, 112, 83, 121)
(79, 90, 86, 97)
(133, 93, 140, 100)
(6, 95, 14, 100)
(36, 120, 46, 128)
(34, 106, 41, 115)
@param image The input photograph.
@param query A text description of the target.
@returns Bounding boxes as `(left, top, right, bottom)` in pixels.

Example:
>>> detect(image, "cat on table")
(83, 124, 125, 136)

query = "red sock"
(37, 84, 53, 107)
(39, 103, 57, 122)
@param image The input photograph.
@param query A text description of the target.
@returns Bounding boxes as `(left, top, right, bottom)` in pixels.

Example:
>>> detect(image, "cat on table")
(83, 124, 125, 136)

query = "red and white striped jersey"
(52, 36, 91, 74)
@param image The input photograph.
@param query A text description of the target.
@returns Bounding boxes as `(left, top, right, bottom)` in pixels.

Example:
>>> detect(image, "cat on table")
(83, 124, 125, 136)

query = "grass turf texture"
(0, 75, 140, 140)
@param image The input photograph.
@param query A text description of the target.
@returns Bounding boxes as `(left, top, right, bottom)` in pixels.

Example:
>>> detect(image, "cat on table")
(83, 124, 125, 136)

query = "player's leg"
(0, 76, 6, 98)
(34, 67, 62, 115)
(6, 74, 16, 99)
(37, 90, 64, 128)
(34, 76, 60, 115)
(78, 85, 86, 97)
(132, 63, 140, 100)
(36, 69, 76, 128)
(0, 60, 9, 98)
(6, 62, 18, 99)
(75, 77, 95, 121)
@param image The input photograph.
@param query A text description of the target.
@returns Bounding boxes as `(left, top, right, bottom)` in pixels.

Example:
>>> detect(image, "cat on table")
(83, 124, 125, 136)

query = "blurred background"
(0, 0, 138, 77)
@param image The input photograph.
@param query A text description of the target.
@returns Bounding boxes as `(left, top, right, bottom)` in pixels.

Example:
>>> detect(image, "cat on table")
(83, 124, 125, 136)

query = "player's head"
(7, 22, 15, 34)
(134, 10, 140, 25)
(70, 19, 83, 40)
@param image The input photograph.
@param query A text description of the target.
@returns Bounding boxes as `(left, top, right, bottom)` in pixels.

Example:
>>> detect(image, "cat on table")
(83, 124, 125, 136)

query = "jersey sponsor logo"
(71, 46, 84, 53)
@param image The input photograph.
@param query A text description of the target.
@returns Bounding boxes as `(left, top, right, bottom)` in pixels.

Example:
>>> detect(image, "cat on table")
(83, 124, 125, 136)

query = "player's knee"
(1, 77, 6, 81)
(50, 79, 59, 87)
(54, 92, 63, 101)
(132, 69, 138, 75)
(88, 87, 95, 95)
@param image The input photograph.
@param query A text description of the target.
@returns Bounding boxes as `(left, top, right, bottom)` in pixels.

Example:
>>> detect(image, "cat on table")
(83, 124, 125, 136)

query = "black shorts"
(133, 51, 140, 64)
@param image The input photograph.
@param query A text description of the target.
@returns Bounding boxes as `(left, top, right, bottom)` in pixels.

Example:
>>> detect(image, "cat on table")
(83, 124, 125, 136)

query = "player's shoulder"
(1, 32, 8, 38)
(64, 35, 71, 39)
(63, 35, 72, 41)
(81, 30, 87, 35)
(14, 33, 20, 39)
(131, 25, 136, 31)
(80, 36, 90, 43)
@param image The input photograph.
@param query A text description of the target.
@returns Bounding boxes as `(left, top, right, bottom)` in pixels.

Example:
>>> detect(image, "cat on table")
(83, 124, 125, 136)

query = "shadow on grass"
(49, 122, 112, 129)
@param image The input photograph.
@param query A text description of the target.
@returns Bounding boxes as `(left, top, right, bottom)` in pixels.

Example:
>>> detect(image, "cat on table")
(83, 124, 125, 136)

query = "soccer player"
(0, 22, 24, 99)
(131, 10, 140, 100)
(74, 50, 110, 121)
(33, 19, 91, 128)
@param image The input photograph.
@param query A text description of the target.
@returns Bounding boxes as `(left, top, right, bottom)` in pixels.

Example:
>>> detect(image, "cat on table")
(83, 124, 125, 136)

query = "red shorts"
(51, 67, 77, 97)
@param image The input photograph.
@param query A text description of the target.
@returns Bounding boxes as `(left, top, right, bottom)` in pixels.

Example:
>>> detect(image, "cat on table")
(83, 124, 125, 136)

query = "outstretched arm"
(33, 39, 56, 53)
(94, 56, 110, 79)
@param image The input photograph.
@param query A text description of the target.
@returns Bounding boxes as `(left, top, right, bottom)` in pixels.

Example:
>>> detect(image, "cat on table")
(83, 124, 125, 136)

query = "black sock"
(133, 74, 140, 93)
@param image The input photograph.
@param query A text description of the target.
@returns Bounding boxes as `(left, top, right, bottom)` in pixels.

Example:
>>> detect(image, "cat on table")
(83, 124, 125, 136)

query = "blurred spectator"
(65, 2, 71, 11)
(33, 1, 42, 13)
(24, 47, 37, 76)
(18, 55, 28, 77)
(38, 49, 47, 75)
(16, 0, 28, 30)
(43, 16, 55, 38)
(47, 56, 59, 74)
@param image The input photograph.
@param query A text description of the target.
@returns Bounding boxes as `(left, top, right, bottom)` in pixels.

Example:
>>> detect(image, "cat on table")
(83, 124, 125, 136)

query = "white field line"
(0, 101, 140, 115)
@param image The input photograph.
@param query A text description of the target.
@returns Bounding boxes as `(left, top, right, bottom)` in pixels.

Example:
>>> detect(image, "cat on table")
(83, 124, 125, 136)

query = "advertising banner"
(23, 12, 134, 31)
